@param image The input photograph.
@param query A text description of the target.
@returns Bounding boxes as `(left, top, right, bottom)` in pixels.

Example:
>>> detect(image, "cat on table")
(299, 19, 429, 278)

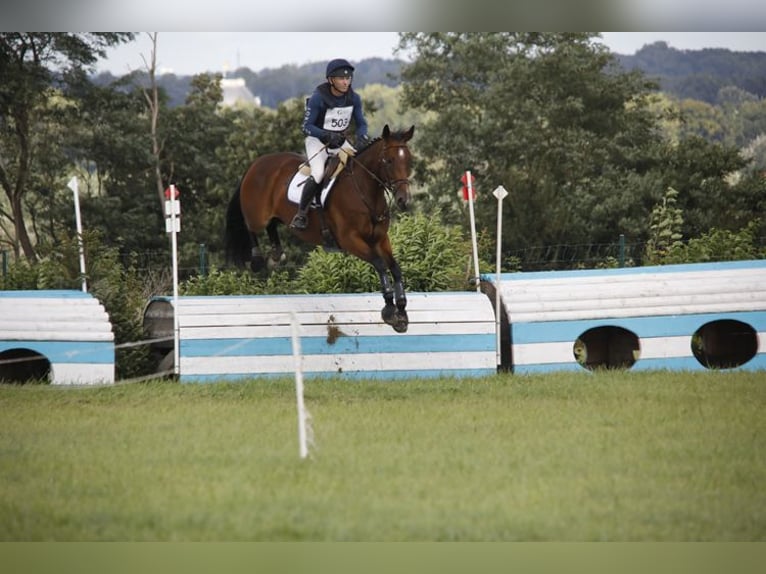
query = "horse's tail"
(224, 182, 250, 268)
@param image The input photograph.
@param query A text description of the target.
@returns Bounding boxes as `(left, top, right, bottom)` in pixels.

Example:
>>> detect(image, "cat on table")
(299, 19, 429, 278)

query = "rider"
(290, 58, 370, 230)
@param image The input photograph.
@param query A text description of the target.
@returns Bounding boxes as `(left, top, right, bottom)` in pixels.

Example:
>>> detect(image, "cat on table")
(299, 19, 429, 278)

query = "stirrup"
(290, 212, 308, 230)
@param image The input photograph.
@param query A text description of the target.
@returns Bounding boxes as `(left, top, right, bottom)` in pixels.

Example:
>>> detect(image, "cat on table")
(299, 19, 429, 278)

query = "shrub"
(662, 220, 764, 263)
(295, 212, 472, 293)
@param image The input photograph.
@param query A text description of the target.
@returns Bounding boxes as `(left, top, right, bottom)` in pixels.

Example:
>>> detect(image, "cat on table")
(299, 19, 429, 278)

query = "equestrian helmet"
(326, 58, 354, 78)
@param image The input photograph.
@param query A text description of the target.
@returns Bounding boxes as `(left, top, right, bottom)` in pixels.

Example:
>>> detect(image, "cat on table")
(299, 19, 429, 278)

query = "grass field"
(1, 370, 764, 541)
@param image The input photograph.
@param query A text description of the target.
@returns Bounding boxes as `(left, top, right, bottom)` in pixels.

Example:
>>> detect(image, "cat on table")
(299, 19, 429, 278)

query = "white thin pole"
(493, 185, 508, 368)
(466, 170, 480, 292)
(290, 312, 309, 459)
(169, 185, 180, 376)
(67, 177, 87, 292)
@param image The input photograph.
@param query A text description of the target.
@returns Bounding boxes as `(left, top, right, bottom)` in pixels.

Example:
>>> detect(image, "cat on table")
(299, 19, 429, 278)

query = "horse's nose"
(397, 195, 409, 211)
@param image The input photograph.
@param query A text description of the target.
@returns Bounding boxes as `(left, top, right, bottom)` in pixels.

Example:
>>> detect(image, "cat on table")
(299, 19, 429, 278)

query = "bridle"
(347, 141, 411, 221)
(379, 143, 412, 198)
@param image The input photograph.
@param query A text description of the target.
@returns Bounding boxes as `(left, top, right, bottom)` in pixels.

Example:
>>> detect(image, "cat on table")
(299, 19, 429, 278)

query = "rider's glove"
(321, 131, 345, 148)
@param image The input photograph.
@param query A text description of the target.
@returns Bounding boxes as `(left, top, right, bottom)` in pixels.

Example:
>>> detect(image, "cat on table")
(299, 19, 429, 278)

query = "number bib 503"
(323, 106, 353, 131)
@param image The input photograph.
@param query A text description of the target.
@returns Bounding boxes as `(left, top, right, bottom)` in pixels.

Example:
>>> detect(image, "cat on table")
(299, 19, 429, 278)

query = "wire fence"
(4, 233, 766, 279)
(506, 236, 644, 271)
(115, 237, 645, 278)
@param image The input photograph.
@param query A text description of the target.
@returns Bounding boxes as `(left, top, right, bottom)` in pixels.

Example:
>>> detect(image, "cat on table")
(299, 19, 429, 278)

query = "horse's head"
(365, 124, 415, 211)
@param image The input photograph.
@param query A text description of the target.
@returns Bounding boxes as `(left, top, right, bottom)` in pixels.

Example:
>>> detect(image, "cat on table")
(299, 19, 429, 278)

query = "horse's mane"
(357, 137, 380, 155)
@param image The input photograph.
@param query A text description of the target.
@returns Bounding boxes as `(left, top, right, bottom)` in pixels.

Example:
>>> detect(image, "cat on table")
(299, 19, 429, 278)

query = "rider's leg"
(290, 176, 319, 230)
(290, 137, 326, 230)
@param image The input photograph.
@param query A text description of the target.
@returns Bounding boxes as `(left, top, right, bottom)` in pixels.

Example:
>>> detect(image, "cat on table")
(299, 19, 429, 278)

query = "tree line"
(2, 32, 764, 274)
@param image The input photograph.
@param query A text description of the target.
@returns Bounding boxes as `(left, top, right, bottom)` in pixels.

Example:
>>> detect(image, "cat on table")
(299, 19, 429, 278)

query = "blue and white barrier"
(485, 260, 766, 373)
(143, 292, 498, 382)
(0, 290, 115, 384)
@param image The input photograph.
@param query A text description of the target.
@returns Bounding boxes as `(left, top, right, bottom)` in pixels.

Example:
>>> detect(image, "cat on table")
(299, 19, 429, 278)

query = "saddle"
(298, 146, 353, 191)
(294, 151, 353, 253)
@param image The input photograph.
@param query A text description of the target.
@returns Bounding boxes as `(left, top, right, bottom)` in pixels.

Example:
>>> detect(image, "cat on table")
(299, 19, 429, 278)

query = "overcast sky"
(96, 32, 766, 76)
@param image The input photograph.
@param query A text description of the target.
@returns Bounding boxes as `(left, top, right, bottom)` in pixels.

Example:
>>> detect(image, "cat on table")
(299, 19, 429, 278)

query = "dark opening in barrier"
(574, 326, 640, 370)
(0, 348, 51, 384)
(692, 319, 758, 369)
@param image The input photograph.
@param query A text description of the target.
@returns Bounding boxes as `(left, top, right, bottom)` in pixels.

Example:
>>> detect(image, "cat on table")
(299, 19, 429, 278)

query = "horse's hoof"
(393, 310, 409, 333)
(381, 304, 396, 324)
(250, 255, 266, 273)
(382, 305, 408, 333)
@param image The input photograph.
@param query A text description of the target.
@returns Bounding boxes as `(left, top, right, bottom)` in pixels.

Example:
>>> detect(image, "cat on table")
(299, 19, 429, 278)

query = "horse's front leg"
(371, 256, 408, 333)
(371, 256, 395, 313)
(377, 236, 408, 332)
(389, 258, 407, 313)
(389, 258, 408, 332)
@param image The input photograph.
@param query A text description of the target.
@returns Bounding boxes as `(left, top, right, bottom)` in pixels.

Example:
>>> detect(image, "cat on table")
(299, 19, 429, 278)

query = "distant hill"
(235, 57, 404, 108)
(92, 44, 766, 108)
(92, 57, 405, 108)
(615, 41, 766, 104)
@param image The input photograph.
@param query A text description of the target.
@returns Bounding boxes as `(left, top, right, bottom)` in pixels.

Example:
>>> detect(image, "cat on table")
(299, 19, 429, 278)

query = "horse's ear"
(404, 125, 415, 141)
(382, 125, 391, 138)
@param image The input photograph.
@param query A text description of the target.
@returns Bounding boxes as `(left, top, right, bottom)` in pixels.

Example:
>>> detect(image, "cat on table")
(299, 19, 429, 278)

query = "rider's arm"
(302, 91, 327, 139)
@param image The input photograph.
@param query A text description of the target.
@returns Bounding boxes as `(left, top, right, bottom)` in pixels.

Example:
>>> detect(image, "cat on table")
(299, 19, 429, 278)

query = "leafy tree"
(59, 79, 163, 258)
(742, 134, 766, 174)
(160, 73, 231, 264)
(397, 32, 664, 269)
(0, 32, 134, 261)
(675, 98, 726, 142)
(659, 136, 752, 238)
(356, 83, 434, 138)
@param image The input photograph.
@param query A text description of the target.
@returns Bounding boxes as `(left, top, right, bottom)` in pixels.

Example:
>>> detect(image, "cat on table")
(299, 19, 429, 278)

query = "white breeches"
(305, 136, 340, 183)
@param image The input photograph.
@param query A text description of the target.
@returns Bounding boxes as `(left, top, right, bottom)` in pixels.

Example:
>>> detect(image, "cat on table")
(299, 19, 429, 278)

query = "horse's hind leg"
(248, 231, 266, 273)
(265, 219, 285, 269)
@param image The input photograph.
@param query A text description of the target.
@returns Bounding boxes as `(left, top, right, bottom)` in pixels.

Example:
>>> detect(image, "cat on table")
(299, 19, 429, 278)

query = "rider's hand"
(322, 131, 345, 148)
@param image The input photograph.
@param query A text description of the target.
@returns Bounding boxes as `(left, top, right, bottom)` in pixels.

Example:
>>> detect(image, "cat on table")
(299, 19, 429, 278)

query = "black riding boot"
(290, 177, 319, 230)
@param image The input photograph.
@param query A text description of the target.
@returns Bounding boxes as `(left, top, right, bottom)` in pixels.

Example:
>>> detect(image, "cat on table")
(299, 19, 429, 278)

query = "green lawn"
(1, 370, 764, 540)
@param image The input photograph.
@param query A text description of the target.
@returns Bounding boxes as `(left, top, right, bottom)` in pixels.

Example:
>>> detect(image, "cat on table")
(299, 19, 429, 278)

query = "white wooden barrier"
(0, 290, 115, 385)
(143, 292, 498, 382)
(485, 260, 766, 373)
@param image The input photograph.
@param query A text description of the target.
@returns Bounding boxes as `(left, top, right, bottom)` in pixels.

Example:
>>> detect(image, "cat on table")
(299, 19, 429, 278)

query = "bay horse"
(224, 124, 415, 333)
